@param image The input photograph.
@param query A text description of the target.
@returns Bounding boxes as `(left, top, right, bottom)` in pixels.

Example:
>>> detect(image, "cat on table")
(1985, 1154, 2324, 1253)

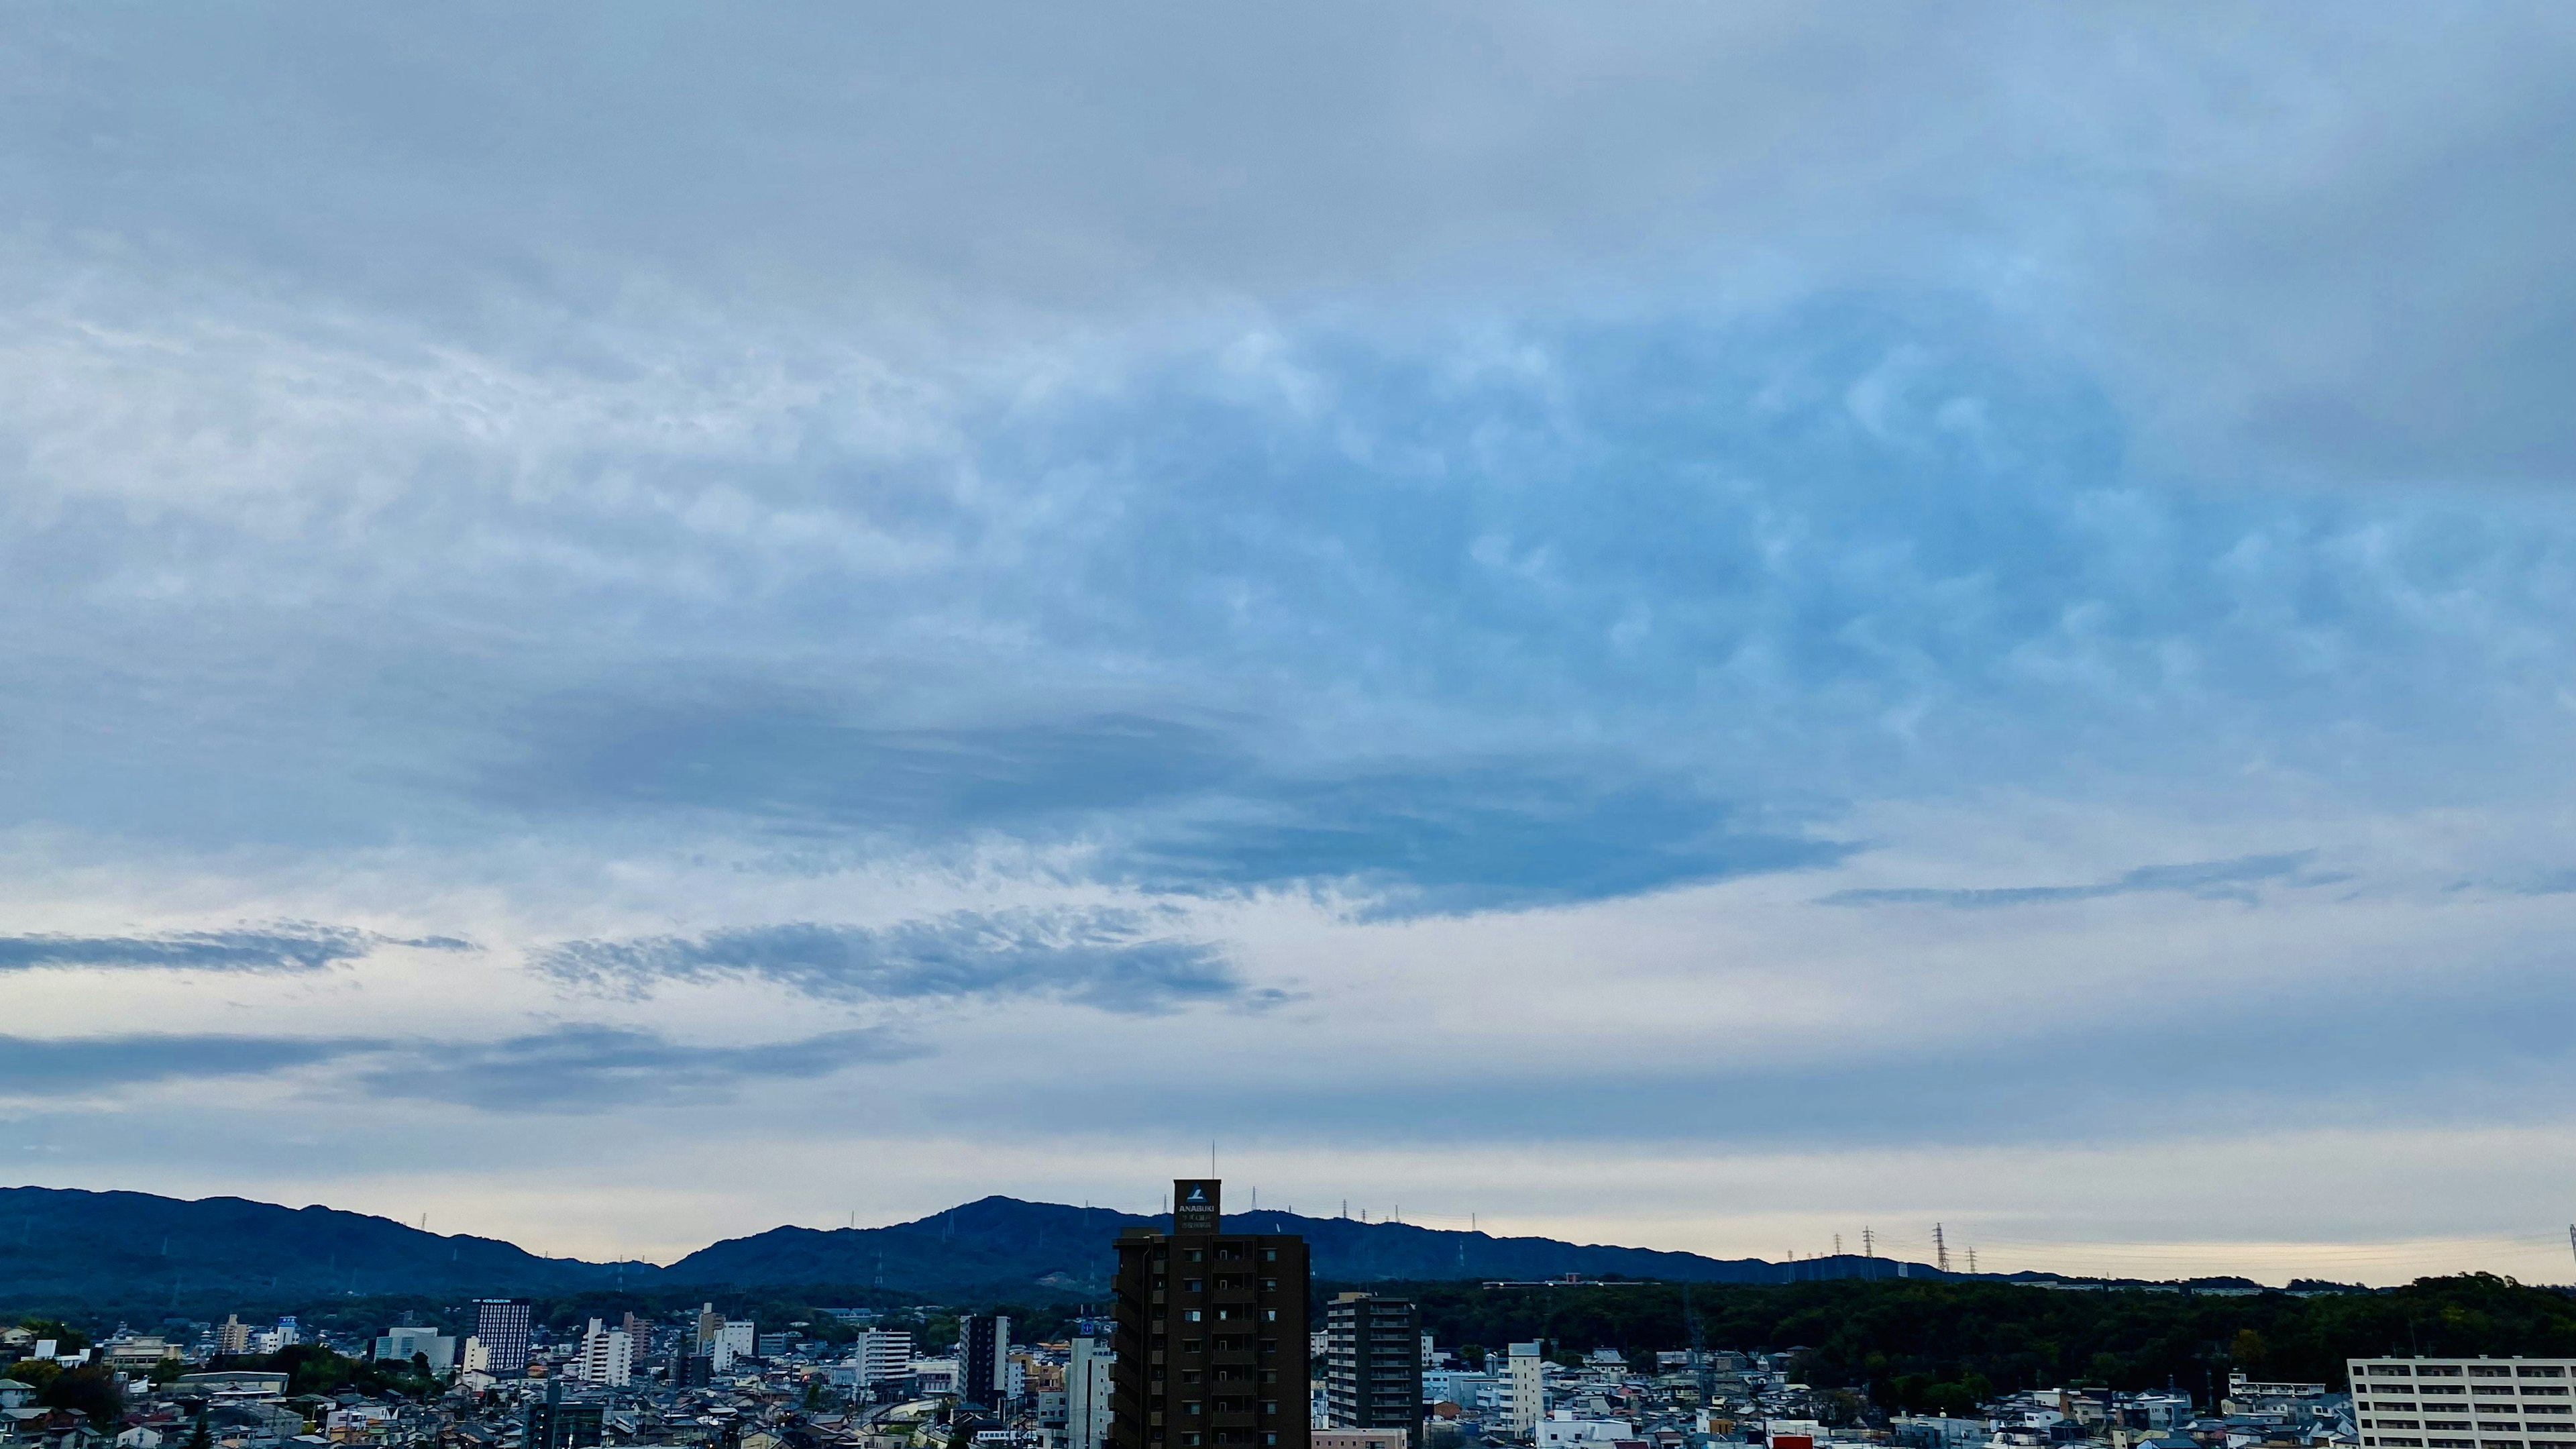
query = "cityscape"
(8, 15, 2576, 1449)
(5, 1180, 2574, 1449)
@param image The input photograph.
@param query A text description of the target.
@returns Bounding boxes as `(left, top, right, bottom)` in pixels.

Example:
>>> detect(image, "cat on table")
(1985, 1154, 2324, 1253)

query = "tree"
(5, 1360, 62, 1389)
(42, 1363, 125, 1424)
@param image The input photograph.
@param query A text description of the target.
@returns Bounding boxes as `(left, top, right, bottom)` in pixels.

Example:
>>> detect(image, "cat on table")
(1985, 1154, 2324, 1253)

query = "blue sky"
(7, 3, 2576, 1280)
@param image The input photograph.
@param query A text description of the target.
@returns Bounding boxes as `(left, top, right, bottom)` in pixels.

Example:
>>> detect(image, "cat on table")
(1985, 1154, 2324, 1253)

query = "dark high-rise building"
(527, 1379, 603, 1449)
(1109, 1179, 1309, 1449)
(1326, 1293, 1422, 1440)
(960, 1313, 1012, 1405)
(469, 1298, 534, 1377)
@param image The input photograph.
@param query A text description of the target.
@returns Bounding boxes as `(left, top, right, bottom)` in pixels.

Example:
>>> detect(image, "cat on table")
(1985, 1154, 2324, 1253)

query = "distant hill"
(0, 1184, 1949, 1312)
(661, 1196, 1951, 1293)
(0, 1185, 646, 1306)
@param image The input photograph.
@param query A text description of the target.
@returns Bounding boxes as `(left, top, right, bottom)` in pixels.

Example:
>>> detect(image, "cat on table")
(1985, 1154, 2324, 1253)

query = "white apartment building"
(851, 1330, 917, 1385)
(1065, 1336, 1116, 1449)
(720, 1321, 757, 1358)
(571, 1319, 632, 1387)
(2352, 1356, 2576, 1449)
(1506, 1343, 1547, 1438)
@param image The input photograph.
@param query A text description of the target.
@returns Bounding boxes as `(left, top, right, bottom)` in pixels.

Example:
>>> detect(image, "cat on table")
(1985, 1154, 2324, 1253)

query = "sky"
(6, 3, 2576, 1285)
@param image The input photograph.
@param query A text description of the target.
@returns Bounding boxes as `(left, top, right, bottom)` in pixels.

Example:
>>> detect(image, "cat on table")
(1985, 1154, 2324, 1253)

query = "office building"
(527, 1379, 604, 1449)
(1505, 1344, 1546, 1438)
(470, 1299, 535, 1378)
(1067, 1331, 1117, 1449)
(571, 1319, 631, 1387)
(961, 1314, 1013, 1406)
(1326, 1294, 1423, 1438)
(372, 1326, 458, 1374)
(1108, 1179, 1309, 1449)
(720, 1320, 757, 1359)
(2351, 1356, 2576, 1449)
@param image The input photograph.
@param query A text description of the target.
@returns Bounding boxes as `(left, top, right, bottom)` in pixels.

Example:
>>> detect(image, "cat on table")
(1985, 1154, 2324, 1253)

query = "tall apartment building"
(2351, 1356, 2576, 1449)
(695, 1305, 725, 1350)
(851, 1329, 916, 1386)
(1068, 1330, 1118, 1449)
(571, 1319, 632, 1387)
(1109, 1179, 1309, 1449)
(961, 1314, 1013, 1406)
(469, 1300, 534, 1378)
(1505, 1343, 1546, 1438)
(215, 1316, 252, 1357)
(1326, 1294, 1424, 1440)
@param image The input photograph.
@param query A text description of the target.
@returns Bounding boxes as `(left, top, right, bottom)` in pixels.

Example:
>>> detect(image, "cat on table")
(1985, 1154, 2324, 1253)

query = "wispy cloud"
(1116, 765, 1851, 918)
(1817, 851, 2328, 910)
(352, 1024, 922, 1112)
(533, 909, 1272, 1014)
(0, 1033, 383, 1092)
(0, 924, 473, 974)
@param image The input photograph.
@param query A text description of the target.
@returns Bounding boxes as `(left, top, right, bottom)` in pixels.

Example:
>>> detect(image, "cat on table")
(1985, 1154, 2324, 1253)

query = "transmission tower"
(1935, 1224, 1950, 1274)
(1863, 1226, 1874, 1258)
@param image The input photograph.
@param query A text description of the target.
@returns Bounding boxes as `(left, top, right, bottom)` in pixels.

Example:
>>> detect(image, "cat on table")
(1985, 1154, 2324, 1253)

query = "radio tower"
(1935, 1224, 1950, 1274)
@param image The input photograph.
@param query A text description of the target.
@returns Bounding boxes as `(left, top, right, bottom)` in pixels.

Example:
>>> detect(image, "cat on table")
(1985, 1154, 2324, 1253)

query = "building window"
(1186, 1311, 1203, 1323)
(1263, 1310, 1277, 1322)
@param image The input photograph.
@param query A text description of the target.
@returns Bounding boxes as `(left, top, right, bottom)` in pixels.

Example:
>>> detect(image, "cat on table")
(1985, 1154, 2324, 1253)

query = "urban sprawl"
(0, 1183, 2532, 1449)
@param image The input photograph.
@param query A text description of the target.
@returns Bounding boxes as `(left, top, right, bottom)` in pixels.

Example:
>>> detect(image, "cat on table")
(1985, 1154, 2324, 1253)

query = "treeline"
(1352, 1275, 2576, 1408)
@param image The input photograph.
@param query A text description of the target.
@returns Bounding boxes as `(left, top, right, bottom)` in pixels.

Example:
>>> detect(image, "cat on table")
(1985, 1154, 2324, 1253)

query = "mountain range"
(0, 1184, 1953, 1312)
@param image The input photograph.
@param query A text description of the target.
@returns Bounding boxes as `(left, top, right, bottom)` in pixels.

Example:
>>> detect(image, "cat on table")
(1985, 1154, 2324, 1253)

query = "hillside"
(0, 1184, 1947, 1314)
(0, 1186, 644, 1307)
(661, 1196, 1949, 1293)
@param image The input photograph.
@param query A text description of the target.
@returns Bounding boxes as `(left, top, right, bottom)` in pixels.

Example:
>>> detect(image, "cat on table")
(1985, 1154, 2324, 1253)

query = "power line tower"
(1935, 1224, 1950, 1274)
(1862, 1227, 1874, 1258)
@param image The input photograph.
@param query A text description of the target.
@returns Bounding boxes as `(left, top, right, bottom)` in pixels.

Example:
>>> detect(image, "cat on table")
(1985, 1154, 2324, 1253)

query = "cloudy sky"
(7, 3, 2576, 1283)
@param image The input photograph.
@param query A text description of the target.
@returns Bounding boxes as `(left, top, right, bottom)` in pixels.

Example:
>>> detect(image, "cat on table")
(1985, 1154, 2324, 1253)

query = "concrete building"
(1067, 1334, 1117, 1449)
(1108, 1179, 1310, 1449)
(570, 1319, 631, 1387)
(961, 1315, 1014, 1406)
(372, 1326, 458, 1374)
(852, 1329, 918, 1386)
(214, 1317, 253, 1358)
(1505, 1344, 1547, 1438)
(468, 1299, 533, 1377)
(2351, 1356, 2576, 1449)
(1535, 1413, 1630, 1449)
(1326, 1295, 1423, 1437)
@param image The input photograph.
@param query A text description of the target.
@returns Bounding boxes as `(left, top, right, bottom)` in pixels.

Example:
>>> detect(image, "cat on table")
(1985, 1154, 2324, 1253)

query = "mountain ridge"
(0, 1184, 1953, 1311)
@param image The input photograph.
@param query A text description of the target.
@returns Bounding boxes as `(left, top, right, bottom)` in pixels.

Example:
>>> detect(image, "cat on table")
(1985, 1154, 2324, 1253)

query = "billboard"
(1173, 1179, 1222, 1234)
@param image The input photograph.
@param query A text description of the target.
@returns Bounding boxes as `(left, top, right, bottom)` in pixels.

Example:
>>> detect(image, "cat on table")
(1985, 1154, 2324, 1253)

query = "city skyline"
(6, 7, 2576, 1284)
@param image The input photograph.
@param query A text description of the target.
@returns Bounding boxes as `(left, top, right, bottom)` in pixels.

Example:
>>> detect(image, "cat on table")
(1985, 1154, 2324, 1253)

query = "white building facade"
(1505, 1344, 1547, 1438)
(2353, 1357, 2576, 1449)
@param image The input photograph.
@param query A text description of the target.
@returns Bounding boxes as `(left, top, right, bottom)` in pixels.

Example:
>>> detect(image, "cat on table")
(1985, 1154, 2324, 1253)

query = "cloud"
(0, 1033, 382, 1093)
(1817, 851, 2327, 910)
(0, 924, 473, 974)
(490, 705, 1250, 835)
(352, 1024, 923, 1112)
(1115, 765, 1851, 917)
(533, 909, 1270, 1014)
